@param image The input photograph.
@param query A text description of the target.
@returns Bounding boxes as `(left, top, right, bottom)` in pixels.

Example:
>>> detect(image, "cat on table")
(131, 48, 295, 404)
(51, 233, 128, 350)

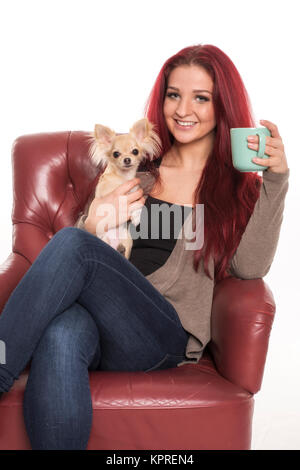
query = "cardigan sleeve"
(74, 190, 96, 230)
(229, 168, 290, 279)
(74, 213, 88, 230)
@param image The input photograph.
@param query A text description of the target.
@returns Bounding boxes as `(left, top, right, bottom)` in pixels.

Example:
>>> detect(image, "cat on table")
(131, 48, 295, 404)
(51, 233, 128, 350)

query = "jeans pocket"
(144, 353, 186, 373)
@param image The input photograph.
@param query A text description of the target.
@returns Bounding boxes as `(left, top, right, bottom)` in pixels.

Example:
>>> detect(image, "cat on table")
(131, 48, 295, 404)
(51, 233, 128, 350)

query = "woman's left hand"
(247, 119, 289, 174)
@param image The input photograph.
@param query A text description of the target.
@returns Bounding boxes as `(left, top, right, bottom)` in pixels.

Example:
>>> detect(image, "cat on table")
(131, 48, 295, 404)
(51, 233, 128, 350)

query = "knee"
(48, 227, 96, 258)
(52, 226, 90, 245)
(50, 227, 112, 262)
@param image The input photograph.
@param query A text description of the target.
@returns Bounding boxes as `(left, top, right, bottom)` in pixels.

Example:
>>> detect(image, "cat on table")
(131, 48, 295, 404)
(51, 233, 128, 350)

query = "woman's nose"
(175, 98, 193, 117)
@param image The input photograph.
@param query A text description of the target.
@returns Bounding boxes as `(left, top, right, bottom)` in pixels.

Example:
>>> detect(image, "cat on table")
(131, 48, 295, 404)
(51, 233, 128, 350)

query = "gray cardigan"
(76, 168, 290, 362)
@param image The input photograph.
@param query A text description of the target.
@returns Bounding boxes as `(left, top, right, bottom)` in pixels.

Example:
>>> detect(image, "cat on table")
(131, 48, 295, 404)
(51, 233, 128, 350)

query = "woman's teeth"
(175, 120, 197, 128)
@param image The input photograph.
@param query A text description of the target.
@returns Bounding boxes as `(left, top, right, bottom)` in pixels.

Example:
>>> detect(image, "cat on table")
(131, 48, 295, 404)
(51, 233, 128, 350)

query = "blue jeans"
(0, 227, 189, 449)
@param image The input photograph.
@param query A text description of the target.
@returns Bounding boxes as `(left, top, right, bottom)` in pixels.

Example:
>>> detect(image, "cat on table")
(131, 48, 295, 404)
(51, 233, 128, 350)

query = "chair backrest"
(11, 131, 100, 263)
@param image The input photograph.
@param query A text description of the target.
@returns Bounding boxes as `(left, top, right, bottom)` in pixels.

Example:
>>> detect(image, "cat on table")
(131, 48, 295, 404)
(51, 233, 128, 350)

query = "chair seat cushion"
(0, 352, 253, 450)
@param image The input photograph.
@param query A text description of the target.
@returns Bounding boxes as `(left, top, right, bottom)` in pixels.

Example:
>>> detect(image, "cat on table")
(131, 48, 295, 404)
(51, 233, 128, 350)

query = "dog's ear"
(94, 124, 116, 145)
(130, 118, 149, 144)
(88, 124, 116, 168)
(130, 118, 162, 161)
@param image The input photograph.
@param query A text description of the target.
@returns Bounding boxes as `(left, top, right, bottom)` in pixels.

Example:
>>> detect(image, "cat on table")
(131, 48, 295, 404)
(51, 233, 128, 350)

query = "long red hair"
(141, 44, 262, 283)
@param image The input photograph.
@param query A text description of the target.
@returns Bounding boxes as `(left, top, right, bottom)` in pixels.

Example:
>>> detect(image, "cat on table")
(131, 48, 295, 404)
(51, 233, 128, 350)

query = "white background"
(0, 0, 299, 450)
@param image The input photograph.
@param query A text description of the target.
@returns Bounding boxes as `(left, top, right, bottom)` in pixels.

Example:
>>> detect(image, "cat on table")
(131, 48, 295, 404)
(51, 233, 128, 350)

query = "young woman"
(0, 44, 289, 449)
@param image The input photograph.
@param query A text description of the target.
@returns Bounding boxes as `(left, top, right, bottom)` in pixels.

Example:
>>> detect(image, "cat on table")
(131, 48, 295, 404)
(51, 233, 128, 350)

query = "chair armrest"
(0, 222, 50, 314)
(208, 277, 275, 394)
(0, 252, 30, 314)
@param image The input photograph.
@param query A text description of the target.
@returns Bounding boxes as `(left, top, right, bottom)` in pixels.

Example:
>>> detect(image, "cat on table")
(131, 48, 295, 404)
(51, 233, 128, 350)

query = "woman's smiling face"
(163, 64, 216, 145)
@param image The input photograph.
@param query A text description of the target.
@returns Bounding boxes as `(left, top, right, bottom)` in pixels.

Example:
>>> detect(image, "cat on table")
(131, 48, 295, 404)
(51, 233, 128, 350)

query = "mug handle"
(256, 132, 266, 158)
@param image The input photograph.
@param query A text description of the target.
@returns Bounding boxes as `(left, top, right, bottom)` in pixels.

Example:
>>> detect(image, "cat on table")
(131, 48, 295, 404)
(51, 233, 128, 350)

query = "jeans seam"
(80, 259, 98, 294)
(51, 264, 87, 320)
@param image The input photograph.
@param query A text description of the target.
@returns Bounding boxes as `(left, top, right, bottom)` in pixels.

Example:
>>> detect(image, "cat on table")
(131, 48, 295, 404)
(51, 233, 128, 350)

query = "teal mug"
(230, 127, 271, 172)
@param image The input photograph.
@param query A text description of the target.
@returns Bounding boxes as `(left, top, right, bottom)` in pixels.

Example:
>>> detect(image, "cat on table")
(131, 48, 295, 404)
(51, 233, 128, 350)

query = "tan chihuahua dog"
(89, 118, 161, 258)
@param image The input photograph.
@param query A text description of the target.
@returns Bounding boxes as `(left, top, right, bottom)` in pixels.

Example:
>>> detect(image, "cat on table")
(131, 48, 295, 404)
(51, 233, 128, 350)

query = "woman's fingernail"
(247, 136, 255, 141)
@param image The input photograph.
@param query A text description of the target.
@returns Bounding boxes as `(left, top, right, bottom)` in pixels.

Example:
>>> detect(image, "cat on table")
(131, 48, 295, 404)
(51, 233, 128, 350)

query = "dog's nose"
(124, 158, 131, 165)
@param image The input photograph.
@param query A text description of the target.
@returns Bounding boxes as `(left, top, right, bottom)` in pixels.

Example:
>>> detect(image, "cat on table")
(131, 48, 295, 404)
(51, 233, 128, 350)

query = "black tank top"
(128, 194, 193, 276)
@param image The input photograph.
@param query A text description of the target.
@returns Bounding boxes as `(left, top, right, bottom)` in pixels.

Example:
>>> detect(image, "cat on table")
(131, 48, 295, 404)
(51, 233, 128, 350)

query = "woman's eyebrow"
(167, 86, 212, 94)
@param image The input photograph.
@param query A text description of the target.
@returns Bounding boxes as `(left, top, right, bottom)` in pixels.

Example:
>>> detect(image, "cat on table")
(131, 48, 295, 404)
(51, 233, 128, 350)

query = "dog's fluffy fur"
(88, 118, 161, 258)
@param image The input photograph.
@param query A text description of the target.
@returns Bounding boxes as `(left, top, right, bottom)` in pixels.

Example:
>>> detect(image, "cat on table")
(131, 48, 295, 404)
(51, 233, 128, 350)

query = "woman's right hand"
(84, 177, 146, 236)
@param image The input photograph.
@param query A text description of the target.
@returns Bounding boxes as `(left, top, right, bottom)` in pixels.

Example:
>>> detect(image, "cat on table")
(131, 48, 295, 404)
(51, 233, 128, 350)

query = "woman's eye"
(195, 95, 209, 102)
(166, 92, 209, 102)
(113, 151, 120, 158)
(132, 148, 139, 155)
(166, 92, 178, 99)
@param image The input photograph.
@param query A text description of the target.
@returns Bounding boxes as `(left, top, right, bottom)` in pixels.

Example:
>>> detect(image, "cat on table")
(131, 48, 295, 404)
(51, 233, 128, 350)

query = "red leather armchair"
(0, 131, 275, 450)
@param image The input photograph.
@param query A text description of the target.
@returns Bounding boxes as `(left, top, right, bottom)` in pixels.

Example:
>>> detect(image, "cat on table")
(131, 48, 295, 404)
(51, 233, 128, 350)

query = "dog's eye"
(132, 149, 139, 155)
(113, 151, 120, 158)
